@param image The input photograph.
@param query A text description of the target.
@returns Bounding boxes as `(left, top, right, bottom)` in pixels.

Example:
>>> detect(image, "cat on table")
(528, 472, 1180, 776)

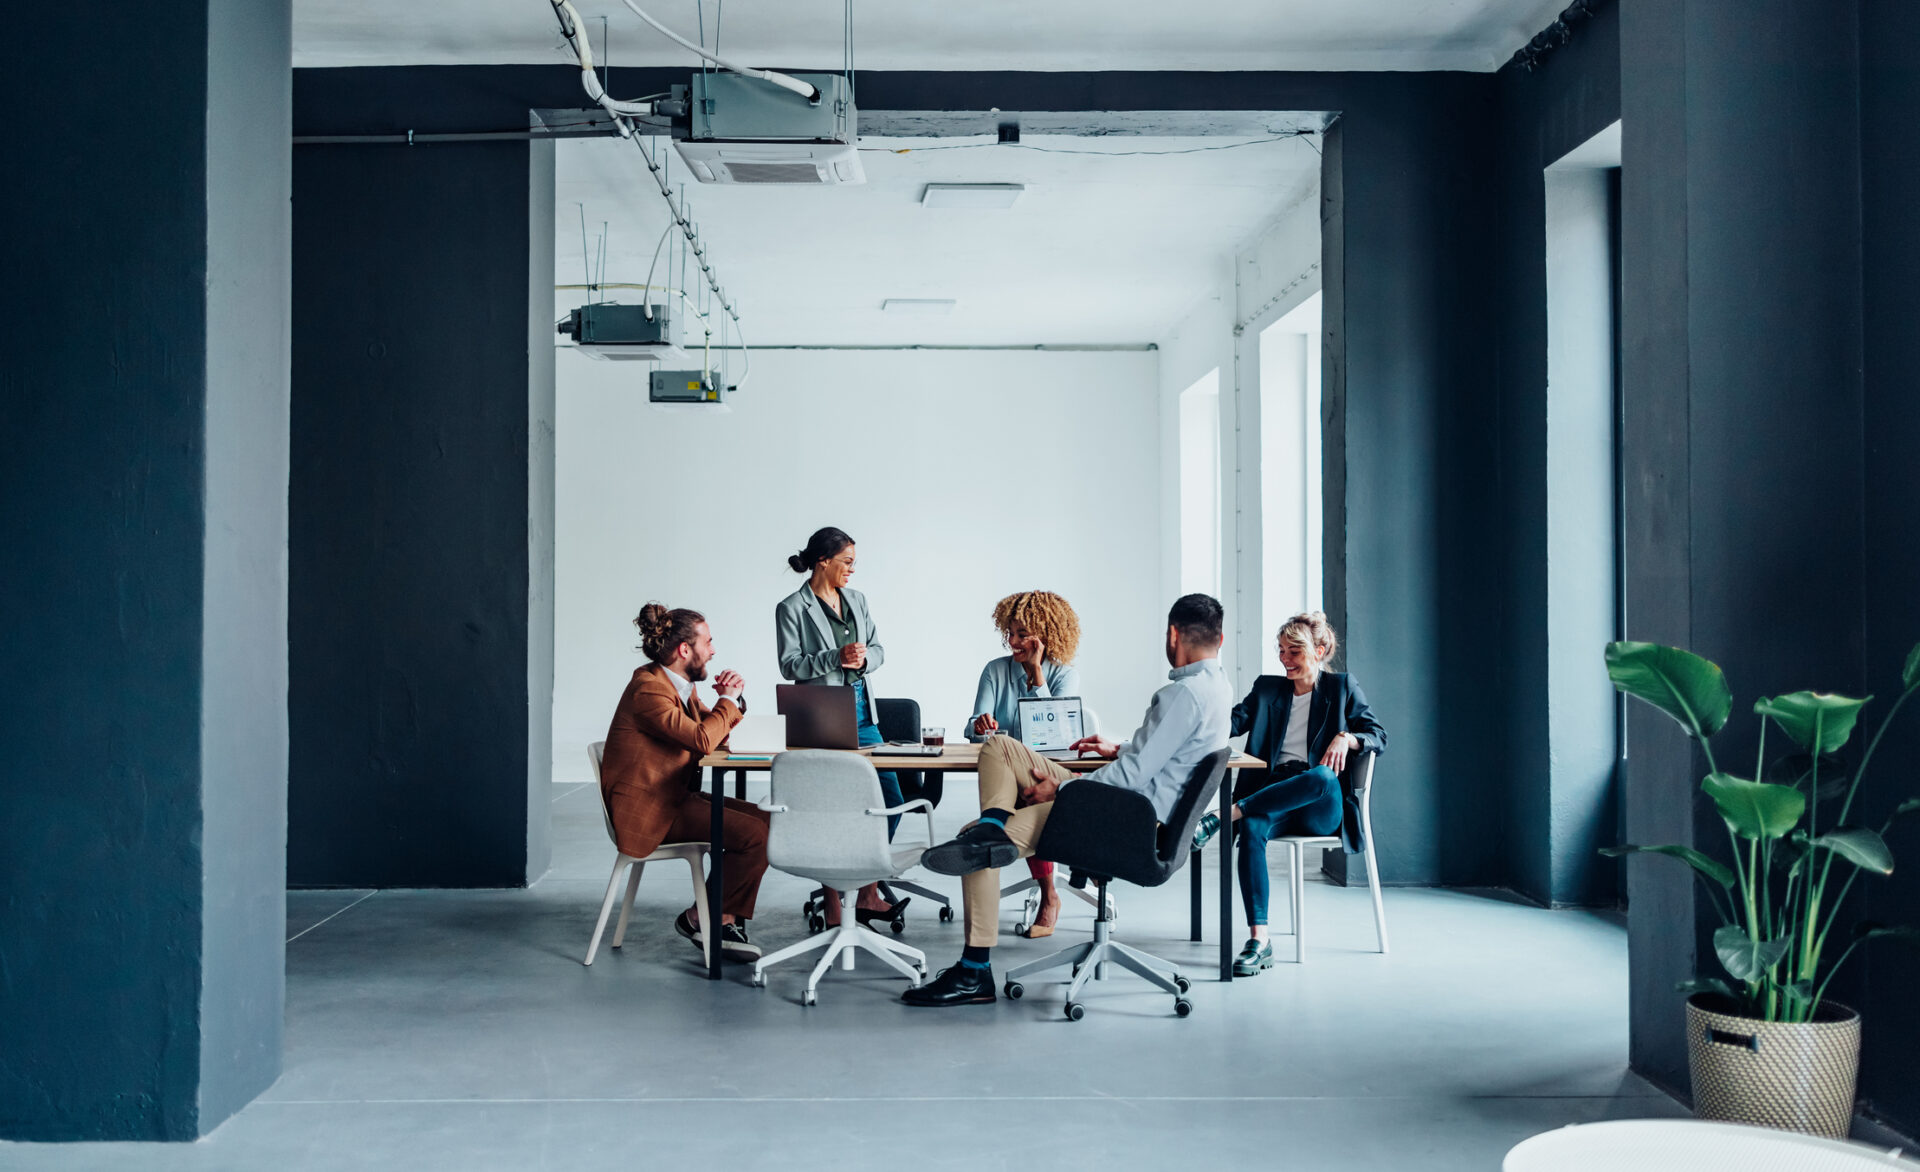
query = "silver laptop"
(1017, 695, 1089, 760)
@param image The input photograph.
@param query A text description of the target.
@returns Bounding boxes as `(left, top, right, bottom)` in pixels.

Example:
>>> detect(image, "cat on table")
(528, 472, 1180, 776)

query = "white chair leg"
(686, 854, 712, 969)
(610, 862, 644, 949)
(1365, 839, 1390, 954)
(584, 859, 628, 966)
(1289, 842, 1307, 964)
(808, 935, 846, 995)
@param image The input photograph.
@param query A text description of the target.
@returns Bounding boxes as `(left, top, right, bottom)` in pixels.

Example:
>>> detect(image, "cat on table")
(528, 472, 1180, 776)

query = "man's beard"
(684, 658, 710, 682)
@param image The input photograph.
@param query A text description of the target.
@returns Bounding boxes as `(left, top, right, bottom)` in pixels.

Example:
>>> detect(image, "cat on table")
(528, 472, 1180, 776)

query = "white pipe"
(551, 1, 657, 116)
(618, 0, 820, 102)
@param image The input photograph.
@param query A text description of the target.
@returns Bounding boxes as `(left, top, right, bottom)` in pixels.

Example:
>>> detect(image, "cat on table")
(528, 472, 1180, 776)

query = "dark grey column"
(1856, 0, 1920, 1139)
(0, 0, 290, 1140)
(1619, 0, 1866, 1097)
(1320, 78, 1508, 887)
(289, 138, 555, 888)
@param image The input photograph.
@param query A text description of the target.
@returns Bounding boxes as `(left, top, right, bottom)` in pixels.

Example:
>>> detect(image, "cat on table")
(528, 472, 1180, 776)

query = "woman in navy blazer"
(1191, 611, 1386, 976)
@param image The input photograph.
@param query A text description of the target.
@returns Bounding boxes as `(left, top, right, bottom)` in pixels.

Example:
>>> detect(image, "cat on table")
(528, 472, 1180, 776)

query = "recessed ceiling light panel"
(882, 299, 957, 315)
(920, 183, 1025, 209)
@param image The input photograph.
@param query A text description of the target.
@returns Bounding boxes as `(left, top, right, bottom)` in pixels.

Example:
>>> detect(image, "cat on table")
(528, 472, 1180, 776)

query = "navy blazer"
(1230, 670, 1387, 851)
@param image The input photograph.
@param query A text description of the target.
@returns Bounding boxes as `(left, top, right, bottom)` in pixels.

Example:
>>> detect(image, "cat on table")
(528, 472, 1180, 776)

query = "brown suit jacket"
(600, 663, 743, 859)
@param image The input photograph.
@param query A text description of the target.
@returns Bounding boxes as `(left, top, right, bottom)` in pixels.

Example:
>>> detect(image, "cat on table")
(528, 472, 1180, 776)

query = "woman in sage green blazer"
(774, 526, 904, 926)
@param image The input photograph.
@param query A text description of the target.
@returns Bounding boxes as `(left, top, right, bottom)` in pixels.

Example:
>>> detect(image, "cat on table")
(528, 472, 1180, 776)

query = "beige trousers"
(963, 737, 1076, 947)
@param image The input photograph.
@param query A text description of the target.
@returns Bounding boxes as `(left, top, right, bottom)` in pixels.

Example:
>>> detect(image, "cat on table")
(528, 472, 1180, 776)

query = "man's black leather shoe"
(902, 962, 997, 1006)
(920, 822, 1019, 876)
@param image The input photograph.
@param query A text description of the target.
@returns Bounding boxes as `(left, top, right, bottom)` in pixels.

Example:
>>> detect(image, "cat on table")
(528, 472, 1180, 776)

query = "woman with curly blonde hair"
(965, 590, 1083, 938)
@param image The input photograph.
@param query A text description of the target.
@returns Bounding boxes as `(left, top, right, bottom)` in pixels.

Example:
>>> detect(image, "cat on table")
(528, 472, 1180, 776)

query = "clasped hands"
(711, 669, 745, 702)
(837, 641, 868, 670)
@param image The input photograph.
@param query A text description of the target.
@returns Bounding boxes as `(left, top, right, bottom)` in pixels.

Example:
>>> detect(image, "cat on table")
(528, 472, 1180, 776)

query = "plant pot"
(1685, 992, 1861, 1138)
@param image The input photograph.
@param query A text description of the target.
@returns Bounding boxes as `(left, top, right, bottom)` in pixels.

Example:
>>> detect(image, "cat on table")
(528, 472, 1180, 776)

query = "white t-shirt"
(1279, 689, 1314, 765)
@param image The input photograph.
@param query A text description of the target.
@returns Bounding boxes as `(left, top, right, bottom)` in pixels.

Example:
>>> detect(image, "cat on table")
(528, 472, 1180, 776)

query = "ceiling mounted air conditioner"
(671, 73, 865, 186)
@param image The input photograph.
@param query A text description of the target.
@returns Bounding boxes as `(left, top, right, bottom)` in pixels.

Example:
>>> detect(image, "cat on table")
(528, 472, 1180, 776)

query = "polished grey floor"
(4, 781, 1683, 1169)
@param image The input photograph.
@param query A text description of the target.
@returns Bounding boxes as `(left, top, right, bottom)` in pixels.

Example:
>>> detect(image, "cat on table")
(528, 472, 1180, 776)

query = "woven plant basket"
(1686, 993, 1861, 1138)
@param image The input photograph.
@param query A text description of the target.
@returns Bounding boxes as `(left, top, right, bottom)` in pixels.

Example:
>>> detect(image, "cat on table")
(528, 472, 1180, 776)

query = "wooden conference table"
(695, 742, 1268, 983)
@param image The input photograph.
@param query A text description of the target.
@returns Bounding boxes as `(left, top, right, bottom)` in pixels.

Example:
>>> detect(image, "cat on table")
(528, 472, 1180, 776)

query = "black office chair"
(800, 697, 954, 932)
(1002, 747, 1231, 1020)
(874, 697, 954, 923)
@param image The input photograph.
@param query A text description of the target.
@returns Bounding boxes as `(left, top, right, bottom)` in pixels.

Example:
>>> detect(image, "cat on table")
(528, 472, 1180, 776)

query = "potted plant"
(1602, 640, 1920, 1138)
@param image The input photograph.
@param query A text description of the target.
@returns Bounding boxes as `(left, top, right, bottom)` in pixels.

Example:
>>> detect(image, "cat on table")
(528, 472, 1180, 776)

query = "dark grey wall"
(290, 138, 553, 887)
(1492, 1, 1623, 909)
(1856, 0, 1920, 1136)
(0, 0, 289, 1140)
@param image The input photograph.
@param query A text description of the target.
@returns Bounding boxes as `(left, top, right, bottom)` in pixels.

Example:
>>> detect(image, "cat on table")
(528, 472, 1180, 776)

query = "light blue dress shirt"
(966, 656, 1083, 742)
(1076, 657, 1233, 822)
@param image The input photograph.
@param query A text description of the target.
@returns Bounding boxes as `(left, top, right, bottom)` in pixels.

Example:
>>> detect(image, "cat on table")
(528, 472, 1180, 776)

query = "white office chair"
(582, 741, 712, 969)
(1272, 749, 1389, 962)
(750, 750, 931, 1005)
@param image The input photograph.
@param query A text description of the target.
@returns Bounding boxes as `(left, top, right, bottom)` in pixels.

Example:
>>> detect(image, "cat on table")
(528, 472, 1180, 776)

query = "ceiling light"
(921, 183, 1025, 209)
(882, 299, 957, 315)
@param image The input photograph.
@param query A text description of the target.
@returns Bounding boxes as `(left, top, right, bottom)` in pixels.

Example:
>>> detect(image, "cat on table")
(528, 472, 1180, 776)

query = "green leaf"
(1702, 773, 1806, 840)
(1894, 797, 1920, 820)
(1600, 842, 1736, 888)
(1809, 827, 1895, 874)
(1714, 925, 1792, 983)
(1607, 642, 1733, 740)
(1904, 643, 1920, 691)
(1676, 978, 1734, 999)
(1851, 921, 1920, 945)
(1754, 692, 1871, 755)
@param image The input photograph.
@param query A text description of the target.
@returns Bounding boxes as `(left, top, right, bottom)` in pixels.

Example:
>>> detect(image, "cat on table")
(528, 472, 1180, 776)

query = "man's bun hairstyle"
(634, 602, 705, 664)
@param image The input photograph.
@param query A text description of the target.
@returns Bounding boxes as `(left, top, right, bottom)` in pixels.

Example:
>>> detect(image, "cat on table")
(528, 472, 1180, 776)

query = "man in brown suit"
(601, 603, 770, 961)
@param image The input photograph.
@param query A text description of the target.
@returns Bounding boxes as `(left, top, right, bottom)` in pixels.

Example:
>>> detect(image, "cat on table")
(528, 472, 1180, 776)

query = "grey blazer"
(774, 584, 887, 724)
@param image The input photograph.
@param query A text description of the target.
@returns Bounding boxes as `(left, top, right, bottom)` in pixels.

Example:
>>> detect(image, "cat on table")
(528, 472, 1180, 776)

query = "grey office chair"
(751, 751, 931, 1005)
(1002, 747, 1231, 1020)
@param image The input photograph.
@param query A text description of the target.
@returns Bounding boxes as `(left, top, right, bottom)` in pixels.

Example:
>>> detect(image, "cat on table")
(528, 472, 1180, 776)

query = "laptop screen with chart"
(1017, 696, 1086, 758)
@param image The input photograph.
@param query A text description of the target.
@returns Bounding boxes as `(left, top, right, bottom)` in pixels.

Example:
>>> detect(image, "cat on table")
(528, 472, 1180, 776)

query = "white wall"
(552, 349, 1166, 781)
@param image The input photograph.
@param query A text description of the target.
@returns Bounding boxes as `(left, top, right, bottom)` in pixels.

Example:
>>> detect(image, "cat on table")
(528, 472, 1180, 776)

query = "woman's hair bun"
(787, 551, 809, 573)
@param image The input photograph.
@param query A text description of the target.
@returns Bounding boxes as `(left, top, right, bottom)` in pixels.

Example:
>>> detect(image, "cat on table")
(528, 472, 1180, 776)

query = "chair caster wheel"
(1174, 976, 1191, 994)
(938, 906, 954, 923)
(890, 917, 905, 935)
(751, 971, 766, 988)
(1004, 981, 1024, 1000)
(1064, 1001, 1085, 1022)
(802, 989, 817, 1006)
(1174, 998, 1194, 1018)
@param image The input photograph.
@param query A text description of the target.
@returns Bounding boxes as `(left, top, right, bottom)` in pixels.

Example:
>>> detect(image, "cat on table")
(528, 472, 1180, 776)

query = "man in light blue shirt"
(905, 595, 1232, 1008)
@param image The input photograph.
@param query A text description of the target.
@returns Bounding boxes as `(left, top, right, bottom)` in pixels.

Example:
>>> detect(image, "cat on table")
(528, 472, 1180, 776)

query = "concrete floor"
(4, 781, 1683, 1170)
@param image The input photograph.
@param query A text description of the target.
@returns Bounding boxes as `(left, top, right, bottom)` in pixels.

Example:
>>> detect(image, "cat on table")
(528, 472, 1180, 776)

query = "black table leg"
(1189, 849, 1202, 942)
(1219, 774, 1234, 981)
(706, 766, 726, 981)
(733, 771, 745, 801)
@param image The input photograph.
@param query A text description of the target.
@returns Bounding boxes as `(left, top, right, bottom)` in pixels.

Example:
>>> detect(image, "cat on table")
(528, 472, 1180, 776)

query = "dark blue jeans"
(852, 679, 903, 839)
(1233, 763, 1343, 926)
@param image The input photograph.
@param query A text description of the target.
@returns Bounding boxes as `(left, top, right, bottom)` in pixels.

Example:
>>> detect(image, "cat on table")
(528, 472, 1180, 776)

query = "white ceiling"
(296, 0, 1571, 73)
(554, 133, 1322, 348)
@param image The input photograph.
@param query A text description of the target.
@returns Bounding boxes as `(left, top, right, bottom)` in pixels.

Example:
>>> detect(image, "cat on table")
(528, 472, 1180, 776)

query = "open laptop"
(1017, 695, 1090, 760)
(775, 685, 861, 750)
(725, 714, 787, 756)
